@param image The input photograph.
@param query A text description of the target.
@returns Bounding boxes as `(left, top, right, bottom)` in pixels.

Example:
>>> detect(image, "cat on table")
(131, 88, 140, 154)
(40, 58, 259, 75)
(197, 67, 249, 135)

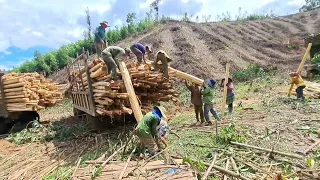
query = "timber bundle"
(291, 81, 320, 99)
(71, 59, 179, 117)
(0, 73, 63, 112)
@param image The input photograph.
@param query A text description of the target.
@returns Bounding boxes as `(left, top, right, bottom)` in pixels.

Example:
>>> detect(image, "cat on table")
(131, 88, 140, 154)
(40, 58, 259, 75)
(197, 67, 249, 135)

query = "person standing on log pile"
(201, 79, 221, 125)
(185, 81, 205, 124)
(134, 106, 167, 157)
(130, 43, 147, 64)
(101, 46, 131, 80)
(288, 72, 306, 102)
(94, 21, 110, 58)
(220, 78, 235, 115)
(147, 47, 172, 79)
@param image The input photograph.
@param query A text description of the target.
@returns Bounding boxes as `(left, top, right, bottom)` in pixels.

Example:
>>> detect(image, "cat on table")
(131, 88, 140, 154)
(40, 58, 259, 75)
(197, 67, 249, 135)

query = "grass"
(231, 64, 277, 82)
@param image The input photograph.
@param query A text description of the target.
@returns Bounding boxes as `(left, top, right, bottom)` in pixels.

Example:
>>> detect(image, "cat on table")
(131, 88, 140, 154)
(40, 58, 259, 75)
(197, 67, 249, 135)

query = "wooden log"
(4, 87, 25, 93)
(230, 142, 304, 159)
(203, 153, 218, 180)
(119, 62, 143, 122)
(4, 82, 25, 89)
(90, 66, 107, 79)
(118, 147, 136, 179)
(6, 98, 29, 103)
(5, 95, 26, 99)
(3, 77, 24, 85)
(89, 63, 103, 73)
(222, 63, 230, 113)
(5, 91, 27, 96)
(121, 105, 133, 114)
(169, 67, 204, 85)
(92, 82, 111, 87)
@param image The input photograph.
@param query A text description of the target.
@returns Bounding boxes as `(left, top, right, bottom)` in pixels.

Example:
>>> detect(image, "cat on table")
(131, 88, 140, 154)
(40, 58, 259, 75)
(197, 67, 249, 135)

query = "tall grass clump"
(232, 64, 276, 82)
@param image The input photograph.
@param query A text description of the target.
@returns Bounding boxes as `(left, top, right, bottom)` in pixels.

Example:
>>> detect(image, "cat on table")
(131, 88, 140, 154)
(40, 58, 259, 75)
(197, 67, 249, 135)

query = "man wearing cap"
(94, 21, 110, 58)
(130, 43, 147, 63)
(157, 119, 169, 148)
(101, 46, 131, 80)
(134, 106, 167, 155)
(148, 47, 172, 79)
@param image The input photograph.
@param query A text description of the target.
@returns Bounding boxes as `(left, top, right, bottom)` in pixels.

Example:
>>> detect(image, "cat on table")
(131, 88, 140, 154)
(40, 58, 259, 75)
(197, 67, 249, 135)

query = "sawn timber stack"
(0, 72, 63, 112)
(71, 59, 180, 118)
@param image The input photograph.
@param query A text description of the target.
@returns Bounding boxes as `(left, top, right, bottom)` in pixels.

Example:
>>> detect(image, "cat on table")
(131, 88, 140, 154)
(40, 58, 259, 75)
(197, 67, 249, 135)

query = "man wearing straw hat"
(94, 21, 110, 58)
(134, 106, 168, 156)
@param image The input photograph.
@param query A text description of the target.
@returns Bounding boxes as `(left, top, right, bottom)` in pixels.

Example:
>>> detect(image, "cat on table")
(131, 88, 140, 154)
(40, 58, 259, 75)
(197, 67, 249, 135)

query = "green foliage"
(311, 54, 320, 64)
(216, 123, 246, 144)
(232, 64, 276, 82)
(8, 120, 88, 145)
(174, 84, 191, 106)
(300, 0, 320, 12)
(182, 12, 190, 21)
(43, 166, 73, 180)
(183, 156, 206, 173)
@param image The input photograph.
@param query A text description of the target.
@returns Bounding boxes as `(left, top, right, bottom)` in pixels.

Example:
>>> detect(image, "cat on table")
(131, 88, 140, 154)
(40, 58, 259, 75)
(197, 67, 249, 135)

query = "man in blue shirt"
(130, 43, 146, 63)
(94, 21, 110, 58)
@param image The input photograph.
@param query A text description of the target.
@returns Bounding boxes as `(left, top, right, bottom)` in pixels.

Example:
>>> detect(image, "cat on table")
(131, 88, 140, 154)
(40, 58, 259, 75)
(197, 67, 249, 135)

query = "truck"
(304, 33, 320, 78)
(0, 72, 40, 134)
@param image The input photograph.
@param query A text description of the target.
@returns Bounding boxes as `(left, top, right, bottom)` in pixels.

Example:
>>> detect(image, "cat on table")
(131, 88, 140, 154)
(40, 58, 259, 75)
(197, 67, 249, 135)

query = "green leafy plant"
(216, 123, 246, 144)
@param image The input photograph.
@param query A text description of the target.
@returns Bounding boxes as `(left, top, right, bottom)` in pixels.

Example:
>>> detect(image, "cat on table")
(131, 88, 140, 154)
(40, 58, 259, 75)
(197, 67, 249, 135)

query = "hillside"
(51, 9, 320, 83)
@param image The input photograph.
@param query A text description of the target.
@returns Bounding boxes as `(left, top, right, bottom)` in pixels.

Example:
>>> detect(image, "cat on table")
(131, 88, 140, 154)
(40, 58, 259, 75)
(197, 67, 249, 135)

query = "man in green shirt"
(94, 21, 110, 58)
(134, 106, 167, 155)
(101, 46, 131, 80)
(201, 79, 221, 125)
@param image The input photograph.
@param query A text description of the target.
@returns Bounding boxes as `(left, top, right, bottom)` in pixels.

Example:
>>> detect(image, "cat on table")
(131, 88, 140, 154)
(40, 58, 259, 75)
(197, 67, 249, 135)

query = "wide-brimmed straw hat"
(100, 21, 110, 27)
(154, 106, 167, 120)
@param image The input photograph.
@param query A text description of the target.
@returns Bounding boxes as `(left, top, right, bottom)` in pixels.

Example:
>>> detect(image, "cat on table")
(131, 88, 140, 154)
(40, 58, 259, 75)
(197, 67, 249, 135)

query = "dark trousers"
(194, 105, 204, 122)
(296, 86, 305, 101)
(130, 45, 143, 63)
(228, 103, 233, 114)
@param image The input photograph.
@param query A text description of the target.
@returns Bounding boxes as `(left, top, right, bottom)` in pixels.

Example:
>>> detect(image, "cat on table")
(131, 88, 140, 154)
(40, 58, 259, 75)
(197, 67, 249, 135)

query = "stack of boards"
(291, 81, 320, 99)
(71, 59, 179, 117)
(0, 73, 63, 112)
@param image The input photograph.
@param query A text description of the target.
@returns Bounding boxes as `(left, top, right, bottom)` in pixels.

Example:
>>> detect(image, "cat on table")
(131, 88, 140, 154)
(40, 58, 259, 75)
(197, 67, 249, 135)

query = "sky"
(0, 0, 305, 70)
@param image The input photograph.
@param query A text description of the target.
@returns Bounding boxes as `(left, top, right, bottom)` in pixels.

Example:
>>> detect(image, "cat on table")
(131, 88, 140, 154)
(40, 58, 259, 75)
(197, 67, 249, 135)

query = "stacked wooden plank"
(71, 59, 179, 117)
(289, 81, 320, 99)
(0, 72, 63, 112)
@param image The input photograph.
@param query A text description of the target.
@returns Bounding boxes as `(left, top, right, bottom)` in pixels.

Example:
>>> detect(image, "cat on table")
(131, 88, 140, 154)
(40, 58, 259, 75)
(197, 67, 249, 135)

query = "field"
(1, 9, 320, 180)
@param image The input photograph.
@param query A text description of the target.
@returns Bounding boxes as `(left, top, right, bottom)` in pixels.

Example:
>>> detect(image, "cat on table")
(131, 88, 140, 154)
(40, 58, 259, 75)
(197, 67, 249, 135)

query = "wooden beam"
(221, 63, 230, 113)
(119, 62, 143, 122)
(288, 43, 312, 96)
(168, 67, 204, 85)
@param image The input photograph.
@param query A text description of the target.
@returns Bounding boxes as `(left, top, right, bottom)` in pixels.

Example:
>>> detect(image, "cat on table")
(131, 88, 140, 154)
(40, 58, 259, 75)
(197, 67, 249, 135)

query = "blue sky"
(0, 0, 305, 70)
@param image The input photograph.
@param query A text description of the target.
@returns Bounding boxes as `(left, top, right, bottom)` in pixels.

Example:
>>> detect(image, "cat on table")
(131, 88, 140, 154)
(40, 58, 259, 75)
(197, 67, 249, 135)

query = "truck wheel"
(0, 118, 8, 134)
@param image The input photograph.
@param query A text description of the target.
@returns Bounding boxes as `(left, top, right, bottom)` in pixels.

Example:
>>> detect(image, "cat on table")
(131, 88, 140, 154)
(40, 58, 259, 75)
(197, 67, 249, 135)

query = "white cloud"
(140, 0, 154, 9)
(0, 64, 9, 70)
(288, 0, 304, 5)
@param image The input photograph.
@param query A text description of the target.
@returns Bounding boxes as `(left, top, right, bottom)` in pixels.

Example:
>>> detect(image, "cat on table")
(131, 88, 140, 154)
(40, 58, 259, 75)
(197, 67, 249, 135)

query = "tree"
(195, 15, 199, 23)
(126, 13, 137, 34)
(150, 0, 161, 21)
(34, 50, 50, 73)
(120, 26, 129, 39)
(83, 7, 92, 39)
(44, 53, 58, 72)
(300, 0, 320, 12)
(182, 12, 189, 21)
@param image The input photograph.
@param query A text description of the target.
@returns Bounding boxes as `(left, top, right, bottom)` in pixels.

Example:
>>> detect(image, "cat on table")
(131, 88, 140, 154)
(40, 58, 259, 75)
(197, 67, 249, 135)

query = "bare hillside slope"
(51, 9, 320, 82)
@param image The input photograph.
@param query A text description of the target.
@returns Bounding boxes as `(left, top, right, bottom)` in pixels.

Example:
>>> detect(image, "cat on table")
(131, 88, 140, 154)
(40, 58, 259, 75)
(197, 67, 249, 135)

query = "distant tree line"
(300, 0, 320, 12)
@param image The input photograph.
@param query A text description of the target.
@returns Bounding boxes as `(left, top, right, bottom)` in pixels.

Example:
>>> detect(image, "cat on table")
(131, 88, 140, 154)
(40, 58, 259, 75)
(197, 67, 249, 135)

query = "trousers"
(296, 86, 305, 101)
(130, 45, 143, 63)
(194, 104, 205, 122)
(204, 103, 221, 122)
(154, 52, 169, 78)
(101, 52, 119, 80)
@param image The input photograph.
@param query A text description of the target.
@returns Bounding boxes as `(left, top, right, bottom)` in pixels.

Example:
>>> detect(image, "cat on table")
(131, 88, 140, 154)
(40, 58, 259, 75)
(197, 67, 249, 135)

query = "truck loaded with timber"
(68, 48, 204, 124)
(0, 71, 63, 134)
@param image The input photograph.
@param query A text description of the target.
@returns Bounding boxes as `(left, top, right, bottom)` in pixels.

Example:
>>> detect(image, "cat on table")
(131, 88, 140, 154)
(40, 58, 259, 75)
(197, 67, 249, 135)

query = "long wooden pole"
(202, 153, 218, 180)
(230, 141, 304, 159)
(222, 63, 230, 114)
(119, 62, 143, 122)
(168, 67, 204, 85)
(288, 43, 312, 96)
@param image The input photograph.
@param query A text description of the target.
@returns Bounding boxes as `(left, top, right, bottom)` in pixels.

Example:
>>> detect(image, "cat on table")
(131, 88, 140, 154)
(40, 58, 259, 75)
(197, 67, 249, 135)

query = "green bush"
(231, 64, 264, 82)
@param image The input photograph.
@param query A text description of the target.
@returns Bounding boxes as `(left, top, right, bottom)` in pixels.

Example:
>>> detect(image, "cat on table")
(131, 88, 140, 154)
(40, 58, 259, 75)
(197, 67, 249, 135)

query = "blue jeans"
(204, 103, 221, 121)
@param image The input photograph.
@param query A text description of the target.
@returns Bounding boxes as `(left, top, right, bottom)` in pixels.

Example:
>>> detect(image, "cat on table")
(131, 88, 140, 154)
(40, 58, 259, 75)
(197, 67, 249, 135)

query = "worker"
(157, 119, 169, 148)
(101, 46, 131, 80)
(134, 106, 167, 156)
(130, 43, 147, 63)
(185, 81, 204, 123)
(201, 79, 221, 125)
(288, 72, 306, 102)
(220, 78, 235, 115)
(94, 21, 110, 58)
(148, 47, 172, 79)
